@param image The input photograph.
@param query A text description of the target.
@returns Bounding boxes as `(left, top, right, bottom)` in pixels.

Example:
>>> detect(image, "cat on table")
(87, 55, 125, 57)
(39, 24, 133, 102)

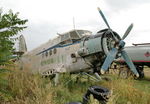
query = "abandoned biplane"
(18, 7, 140, 82)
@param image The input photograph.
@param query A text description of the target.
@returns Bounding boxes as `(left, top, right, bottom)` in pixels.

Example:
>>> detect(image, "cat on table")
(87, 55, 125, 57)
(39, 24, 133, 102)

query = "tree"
(0, 9, 28, 65)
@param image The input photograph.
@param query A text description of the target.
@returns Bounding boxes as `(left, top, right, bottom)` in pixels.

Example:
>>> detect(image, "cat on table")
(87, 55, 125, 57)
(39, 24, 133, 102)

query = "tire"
(136, 66, 144, 78)
(119, 69, 128, 79)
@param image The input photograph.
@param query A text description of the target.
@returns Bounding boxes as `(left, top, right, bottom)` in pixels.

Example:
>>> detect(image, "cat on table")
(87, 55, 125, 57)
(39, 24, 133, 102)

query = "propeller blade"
(97, 7, 110, 29)
(122, 23, 133, 40)
(121, 50, 139, 77)
(101, 48, 118, 74)
(97, 7, 119, 42)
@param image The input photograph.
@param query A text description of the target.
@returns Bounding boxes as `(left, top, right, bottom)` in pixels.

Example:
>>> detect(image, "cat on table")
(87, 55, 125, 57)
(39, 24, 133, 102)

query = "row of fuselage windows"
(42, 48, 57, 58)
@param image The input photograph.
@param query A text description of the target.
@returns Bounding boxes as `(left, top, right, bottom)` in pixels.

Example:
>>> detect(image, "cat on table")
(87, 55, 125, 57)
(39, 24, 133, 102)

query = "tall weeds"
(101, 77, 150, 104)
(51, 74, 150, 104)
(0, 69, 53, 104)
(1, 68, 150, 104)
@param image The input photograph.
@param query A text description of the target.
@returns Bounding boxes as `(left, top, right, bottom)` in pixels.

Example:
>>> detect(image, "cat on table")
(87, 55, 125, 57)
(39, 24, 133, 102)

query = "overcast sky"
(1, 0, 150, 51)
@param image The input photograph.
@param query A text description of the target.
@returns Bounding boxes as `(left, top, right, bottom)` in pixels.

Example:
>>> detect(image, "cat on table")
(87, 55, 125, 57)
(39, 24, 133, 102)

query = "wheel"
(138, 69, 144, 78)
(136, 66, 144, 78)
(119, 69, 128, 79)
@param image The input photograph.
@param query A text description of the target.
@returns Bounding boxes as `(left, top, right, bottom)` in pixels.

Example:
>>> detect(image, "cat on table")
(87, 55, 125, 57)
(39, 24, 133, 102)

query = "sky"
(1, 0, 150, 51)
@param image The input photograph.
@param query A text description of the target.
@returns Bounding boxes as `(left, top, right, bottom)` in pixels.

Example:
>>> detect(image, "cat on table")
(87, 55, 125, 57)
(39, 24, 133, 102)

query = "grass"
(0, 67, 150, 104)
(0, 68, 53, 104)
(51, 74, 150, 104)
(101, 77, 150, 104)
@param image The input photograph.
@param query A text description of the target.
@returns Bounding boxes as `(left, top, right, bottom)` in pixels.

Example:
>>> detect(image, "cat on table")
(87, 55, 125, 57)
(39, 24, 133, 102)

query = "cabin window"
(42, 53, 44, 58)
(45, 51, 48, 57)
(53, 48, 57, 54)
(49, 50, 52, 56)
(71, 53, 76, 58)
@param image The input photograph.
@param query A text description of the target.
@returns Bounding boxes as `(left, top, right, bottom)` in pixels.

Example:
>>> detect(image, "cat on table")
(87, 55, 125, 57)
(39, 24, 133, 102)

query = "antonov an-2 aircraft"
(17, 8, 139, 83)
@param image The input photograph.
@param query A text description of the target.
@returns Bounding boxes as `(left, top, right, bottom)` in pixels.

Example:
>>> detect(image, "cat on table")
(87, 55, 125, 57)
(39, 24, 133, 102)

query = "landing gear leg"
(93, 67, 102, 81)
(94, 72, 102, 80)
(54, 73, 59, 86)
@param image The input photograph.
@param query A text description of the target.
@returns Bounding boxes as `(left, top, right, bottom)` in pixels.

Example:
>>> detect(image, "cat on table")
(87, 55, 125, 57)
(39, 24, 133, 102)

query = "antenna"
(73, 17, 75, 29)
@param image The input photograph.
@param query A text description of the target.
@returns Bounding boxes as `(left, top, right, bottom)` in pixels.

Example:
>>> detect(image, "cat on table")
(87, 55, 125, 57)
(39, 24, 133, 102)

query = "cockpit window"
(76, 30, 92, 36)
(59, 30, 92, 45)
(61, 33, 70, 42)
(70, 31, 80, 39)
(76, 30, 84, 36)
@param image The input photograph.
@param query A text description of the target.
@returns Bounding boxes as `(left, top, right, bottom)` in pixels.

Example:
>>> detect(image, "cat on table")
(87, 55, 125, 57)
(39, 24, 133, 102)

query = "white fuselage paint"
(19, 29, 92, 75)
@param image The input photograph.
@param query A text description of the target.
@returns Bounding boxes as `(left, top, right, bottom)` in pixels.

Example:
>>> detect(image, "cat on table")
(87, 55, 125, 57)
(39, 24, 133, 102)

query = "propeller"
(97, 7, 110, 29)
(97, 7, 118, 42)
(122, 23, 133, 40)
(97, 7, 139, 77)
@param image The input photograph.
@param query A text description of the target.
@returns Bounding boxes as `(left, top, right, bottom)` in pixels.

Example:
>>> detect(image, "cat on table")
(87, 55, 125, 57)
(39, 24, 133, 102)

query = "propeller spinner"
(97, 7, 139, 77)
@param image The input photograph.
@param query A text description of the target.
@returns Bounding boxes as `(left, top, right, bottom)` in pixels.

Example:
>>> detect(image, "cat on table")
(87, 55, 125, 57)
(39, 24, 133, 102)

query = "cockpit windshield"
(59, 29, 92, 45)
(76, 30, 92, 37)
(70, 31, 80, 39)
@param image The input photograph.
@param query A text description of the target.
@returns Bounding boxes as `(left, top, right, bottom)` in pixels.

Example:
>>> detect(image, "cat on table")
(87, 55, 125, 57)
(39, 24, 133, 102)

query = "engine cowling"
(78, 29, 121, 57)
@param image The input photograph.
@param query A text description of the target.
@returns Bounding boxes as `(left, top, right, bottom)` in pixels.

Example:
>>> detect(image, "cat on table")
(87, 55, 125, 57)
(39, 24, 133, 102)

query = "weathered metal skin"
(71, 29, 121, 73)
(78, 29, 120, 57)
(18, 7, 140, 78)
(61, 29, 120, 73)
(18, 29, 120, 76)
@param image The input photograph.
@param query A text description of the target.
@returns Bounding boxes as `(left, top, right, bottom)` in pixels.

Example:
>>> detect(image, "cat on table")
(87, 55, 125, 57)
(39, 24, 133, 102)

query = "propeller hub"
(118, 40, 125, 49)
(101, 29, 121, 55)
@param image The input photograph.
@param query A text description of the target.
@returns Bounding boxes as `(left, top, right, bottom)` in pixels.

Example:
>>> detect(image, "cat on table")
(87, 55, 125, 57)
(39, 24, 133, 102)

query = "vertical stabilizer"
(19, 35, 27, 53)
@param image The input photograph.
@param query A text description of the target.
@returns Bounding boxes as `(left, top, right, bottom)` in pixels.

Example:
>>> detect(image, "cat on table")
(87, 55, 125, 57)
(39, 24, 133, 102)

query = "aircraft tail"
(19, 35, 27, 53)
